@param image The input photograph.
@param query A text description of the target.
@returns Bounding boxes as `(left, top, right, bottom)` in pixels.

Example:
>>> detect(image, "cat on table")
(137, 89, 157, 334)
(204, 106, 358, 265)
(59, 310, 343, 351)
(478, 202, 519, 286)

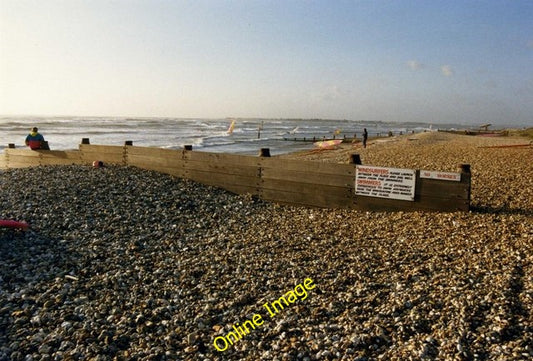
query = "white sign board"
(420, 170, 461, 182)
(355, 166, 416, 201)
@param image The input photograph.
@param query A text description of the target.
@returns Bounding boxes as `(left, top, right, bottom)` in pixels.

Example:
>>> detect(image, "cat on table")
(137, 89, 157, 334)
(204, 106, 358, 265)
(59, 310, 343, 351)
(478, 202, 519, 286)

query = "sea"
(0, 116, 481, 155)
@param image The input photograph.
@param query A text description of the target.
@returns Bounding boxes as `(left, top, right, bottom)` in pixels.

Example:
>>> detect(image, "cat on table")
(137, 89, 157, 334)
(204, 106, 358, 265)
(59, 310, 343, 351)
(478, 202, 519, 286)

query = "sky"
(1, 0, 532, 126)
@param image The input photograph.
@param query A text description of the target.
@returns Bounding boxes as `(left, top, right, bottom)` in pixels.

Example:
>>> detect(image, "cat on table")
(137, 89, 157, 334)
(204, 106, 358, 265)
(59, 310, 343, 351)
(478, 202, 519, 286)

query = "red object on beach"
(0, 220, 29, 230)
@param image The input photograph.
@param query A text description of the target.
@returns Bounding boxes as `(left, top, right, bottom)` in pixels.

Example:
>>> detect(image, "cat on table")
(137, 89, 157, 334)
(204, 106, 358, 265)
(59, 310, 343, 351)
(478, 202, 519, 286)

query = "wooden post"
(81, 138, 90, 144)
(350, 154, 362, 165)
(8, 143, 15, 149)
(259, 148, 271, 157)
(125, 140, 133, 146)
(459, 164, 470, 174)
(459, 164, 471, 208)
(184, 145, 193, 151)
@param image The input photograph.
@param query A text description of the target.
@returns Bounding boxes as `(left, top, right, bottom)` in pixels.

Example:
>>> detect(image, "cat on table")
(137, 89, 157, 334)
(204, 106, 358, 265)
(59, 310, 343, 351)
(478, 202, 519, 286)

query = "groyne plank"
(40, 151, 83, 164)
(4, 154, 42, 166)
(185, 169, 260, 195)
(79, 144, 124, 154)
(261, 188, 354, 208)
(125, 146, 181, 158)
(5, 149, 43, 157)
(261, 157, 356, 176)
(125, 147, 186, 176)
(79, 144, 125, 165)
(186, 168, 259, 187)
(128, 154, 186, 169)
(184, 160, 259, 178)
(261, 167, 353, 187)
(183, 151, 261, 167)
(3, 149, 83, 167)
(417, 178, 470, 199)
(261, 178, 352, 197)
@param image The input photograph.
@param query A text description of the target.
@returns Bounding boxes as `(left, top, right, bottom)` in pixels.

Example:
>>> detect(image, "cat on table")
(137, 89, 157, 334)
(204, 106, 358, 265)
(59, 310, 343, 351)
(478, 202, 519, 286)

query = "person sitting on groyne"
(25, 127, 47, 150)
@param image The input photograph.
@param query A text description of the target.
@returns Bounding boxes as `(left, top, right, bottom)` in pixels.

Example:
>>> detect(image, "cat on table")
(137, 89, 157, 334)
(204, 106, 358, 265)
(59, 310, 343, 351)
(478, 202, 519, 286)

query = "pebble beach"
(1, 132, 532, 360)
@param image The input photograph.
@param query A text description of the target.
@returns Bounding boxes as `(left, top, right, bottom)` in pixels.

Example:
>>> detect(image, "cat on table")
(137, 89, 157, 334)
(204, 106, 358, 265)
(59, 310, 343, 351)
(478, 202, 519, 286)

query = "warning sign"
(420, 170, 461, 182)
(355, 166, 416, 201)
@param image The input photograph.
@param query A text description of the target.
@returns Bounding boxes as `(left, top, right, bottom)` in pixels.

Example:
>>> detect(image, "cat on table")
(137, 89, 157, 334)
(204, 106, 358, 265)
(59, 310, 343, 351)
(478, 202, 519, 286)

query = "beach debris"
(0, 219, 29, 230)
(313, 139, 342, 149)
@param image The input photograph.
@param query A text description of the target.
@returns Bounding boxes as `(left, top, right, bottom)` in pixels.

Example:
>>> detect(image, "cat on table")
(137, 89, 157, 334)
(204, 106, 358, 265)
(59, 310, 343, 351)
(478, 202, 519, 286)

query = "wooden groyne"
(0, 141, 470, 212)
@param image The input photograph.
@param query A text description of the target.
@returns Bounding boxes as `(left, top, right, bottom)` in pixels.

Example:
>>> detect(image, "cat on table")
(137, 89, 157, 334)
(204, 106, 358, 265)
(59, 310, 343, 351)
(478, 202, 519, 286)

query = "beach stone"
(0, 133, 531, 361)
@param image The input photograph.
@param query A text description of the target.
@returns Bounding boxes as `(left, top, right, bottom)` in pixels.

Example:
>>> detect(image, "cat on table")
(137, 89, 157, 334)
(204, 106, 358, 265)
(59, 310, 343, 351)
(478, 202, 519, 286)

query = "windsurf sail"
(289, 126, 299, 134)
(227, 119, 236, 134)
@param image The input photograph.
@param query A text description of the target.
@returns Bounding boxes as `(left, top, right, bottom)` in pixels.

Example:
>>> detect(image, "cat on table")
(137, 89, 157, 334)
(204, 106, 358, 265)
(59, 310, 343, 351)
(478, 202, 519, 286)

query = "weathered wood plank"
(0, 154, 7, 169)
(128, 154, 186, 169)
(186, 169, 260, 189)
(40, 151, 83, 161)
(126, 146, 183, 158)
(261, 157, 355, 176)
(184, 151, 261, 167)
(5, 149, 42, 157)
(79, 144, 125, 154)
(261, 188, 354, 208)
(83, 154, 125, 164)
(262, 167, 353, 187)
(185, 169, 260, 195)
(79, 145, 125, 164)
(417, 178, 470, 199)
(4, 155, 42, 165)
(261, 178, 352, 197)
(184, 160, 259, 177)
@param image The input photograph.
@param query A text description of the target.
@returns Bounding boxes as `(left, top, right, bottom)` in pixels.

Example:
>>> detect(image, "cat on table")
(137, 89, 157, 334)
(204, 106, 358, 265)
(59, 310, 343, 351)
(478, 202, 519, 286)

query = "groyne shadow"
(470, 205, 533, 217)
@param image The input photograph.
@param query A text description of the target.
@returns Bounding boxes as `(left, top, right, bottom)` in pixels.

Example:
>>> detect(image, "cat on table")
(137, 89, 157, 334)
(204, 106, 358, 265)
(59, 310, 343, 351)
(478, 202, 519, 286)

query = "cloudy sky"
(1, 0, 532, 125)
